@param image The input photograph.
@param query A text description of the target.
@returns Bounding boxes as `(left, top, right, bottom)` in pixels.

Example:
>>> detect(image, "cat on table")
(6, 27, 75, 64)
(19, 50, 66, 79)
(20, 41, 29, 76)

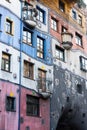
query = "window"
(59, 0, 65, 12)
(37, 8, 44, 23)
(55, 45, 64, 61)
(62, 26, 67, 33)
(51, 17, 58, 31)
(5, 0, 11, 2)
(6, 96, 16, 112)
(38, 69, 46, 91)
(72, 10, 77, 19)
(6, 19, 13, 35)
(37, 37, 44, 59)
(77, 84, 82, 94)
(23, 28, 32, 46)
(80, 56, 87, 71)
(1, 52, 10, 72)
(26, 95, 39, 116)
(75, 33, 82, 46)
(24, 60, 34, 79)
(78, 15, 82, 26)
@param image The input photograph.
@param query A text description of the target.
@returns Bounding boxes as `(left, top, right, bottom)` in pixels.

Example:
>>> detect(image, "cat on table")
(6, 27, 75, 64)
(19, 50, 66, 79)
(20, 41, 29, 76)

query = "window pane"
(23, 30, 32, 45)
(56, 46, 64, 61)
(26, 95, 39, 116)
(1, 53, 10, 72)
(6, 19, 12, 34)
(6, 96, 16, 111)
(24, 61, 34, 79)
(37, 37, 44, 58)
(51, 18, 57, 31)
(37, 9, 44, 23)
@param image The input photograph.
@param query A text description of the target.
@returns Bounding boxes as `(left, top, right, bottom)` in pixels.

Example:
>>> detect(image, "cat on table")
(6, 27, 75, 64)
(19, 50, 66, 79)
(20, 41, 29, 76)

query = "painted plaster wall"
(22, 28, 52, 65)
(0, 80, 19, 130)
(21, 52, 53, 91)
(20, 87, 50, 130)
(0, 6, 20, 50)
(0, 0, 21, 18)
(50, 65, 87, 130)
(51, 37, 87, 79)
(36, 2, 49, 33)
(0, 43, 20, 84)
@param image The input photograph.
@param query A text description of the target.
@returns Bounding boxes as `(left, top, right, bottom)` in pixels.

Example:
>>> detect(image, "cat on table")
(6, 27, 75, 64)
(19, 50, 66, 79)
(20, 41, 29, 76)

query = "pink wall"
(20, 87, 50, 130)
(49, 12, 87, 55)
(0, 80, 19, 130)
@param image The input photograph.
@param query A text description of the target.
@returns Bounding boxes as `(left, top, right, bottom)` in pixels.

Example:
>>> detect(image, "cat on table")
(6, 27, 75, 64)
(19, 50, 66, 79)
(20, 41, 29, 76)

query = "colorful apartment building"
(0, 0, 87, 130)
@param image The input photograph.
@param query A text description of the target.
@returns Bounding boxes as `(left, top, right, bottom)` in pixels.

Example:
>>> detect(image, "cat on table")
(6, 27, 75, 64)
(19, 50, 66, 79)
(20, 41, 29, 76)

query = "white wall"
(0, 43, 20, 84)
(21, 53, 53, 91)
(0, 0, 21, 18)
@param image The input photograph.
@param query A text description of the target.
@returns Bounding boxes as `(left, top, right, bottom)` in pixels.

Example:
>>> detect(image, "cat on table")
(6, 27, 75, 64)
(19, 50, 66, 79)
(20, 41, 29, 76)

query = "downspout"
(18, 0, 23, 130)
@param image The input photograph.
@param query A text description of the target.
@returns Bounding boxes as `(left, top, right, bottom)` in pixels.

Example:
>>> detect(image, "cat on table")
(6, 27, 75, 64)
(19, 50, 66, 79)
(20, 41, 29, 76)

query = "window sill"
(22, 41, 33, 46)
(76, 43, 84, 49)
(6, 110, 16, 112)
(56, 57, 65, 62)
(80, 68, 87, 72)
(1, 69, 12, 73)
(26, 114, 40, 118)
(23, 76, 35, 81)
(5, 0, 11, 3)
(6, 32, 14, 36)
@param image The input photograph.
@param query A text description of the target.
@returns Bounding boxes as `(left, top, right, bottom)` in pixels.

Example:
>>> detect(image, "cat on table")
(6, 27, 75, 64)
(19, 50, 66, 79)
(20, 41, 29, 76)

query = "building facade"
(0, 0, 87, 130)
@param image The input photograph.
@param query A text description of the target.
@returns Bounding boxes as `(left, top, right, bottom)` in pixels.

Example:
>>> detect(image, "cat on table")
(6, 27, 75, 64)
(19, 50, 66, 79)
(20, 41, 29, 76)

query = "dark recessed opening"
(82, 113, 86, 117)
(77, 84, 82, 94)
(66, 96, 70, 102)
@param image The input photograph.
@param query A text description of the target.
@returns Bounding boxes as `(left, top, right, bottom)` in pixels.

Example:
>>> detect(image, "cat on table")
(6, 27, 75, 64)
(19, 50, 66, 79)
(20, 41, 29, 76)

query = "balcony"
(37, 78, 52, 99)
(61, 32, 73, 50)
(22, 0, 38, 27)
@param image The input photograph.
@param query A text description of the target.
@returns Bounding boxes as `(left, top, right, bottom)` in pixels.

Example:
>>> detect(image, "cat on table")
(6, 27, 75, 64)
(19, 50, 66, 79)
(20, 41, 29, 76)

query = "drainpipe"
(18, 0, 23, 130)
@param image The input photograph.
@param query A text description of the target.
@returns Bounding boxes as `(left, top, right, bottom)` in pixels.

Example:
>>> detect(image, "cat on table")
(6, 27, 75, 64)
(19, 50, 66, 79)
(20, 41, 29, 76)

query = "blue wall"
(0, 6, 20, 50)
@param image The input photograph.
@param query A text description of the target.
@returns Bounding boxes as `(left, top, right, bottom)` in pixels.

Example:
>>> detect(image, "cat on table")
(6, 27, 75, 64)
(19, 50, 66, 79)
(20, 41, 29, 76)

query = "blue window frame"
(37, 7, 46, 24)
(23, 27, 32, 46)
(37, 37, 44, 59)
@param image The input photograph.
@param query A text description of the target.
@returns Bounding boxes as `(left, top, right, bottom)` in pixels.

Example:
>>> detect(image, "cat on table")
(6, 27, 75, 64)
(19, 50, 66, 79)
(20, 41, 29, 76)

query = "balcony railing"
(37, 78, 53, 99)
(22, 0, 38, 27)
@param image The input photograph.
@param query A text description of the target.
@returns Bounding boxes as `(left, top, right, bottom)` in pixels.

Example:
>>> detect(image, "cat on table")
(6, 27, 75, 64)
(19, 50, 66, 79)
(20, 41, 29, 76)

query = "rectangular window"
(26, 95, 39, 116)
(72, 10, 77, 19)
(6, 96, 16, 112)
(59, 0, 65, 12)
(75, 33, 82, 46)
(37, 37, 44, 59)
(24, 60, 34, 79)
(1, 52, 10, 72)
(37, 8, 44, 23)
(80, 56, 87, 71)
(62, 26, 67, 33)
(6, 19, 13, 35)
(55, 45, 64, 61)
(23, 28, 32, 46)
(78, 15, 82, 26)
(51, 17, 58, 31)
(77, 84, 82, 94)
(38, 69, 46, 91)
